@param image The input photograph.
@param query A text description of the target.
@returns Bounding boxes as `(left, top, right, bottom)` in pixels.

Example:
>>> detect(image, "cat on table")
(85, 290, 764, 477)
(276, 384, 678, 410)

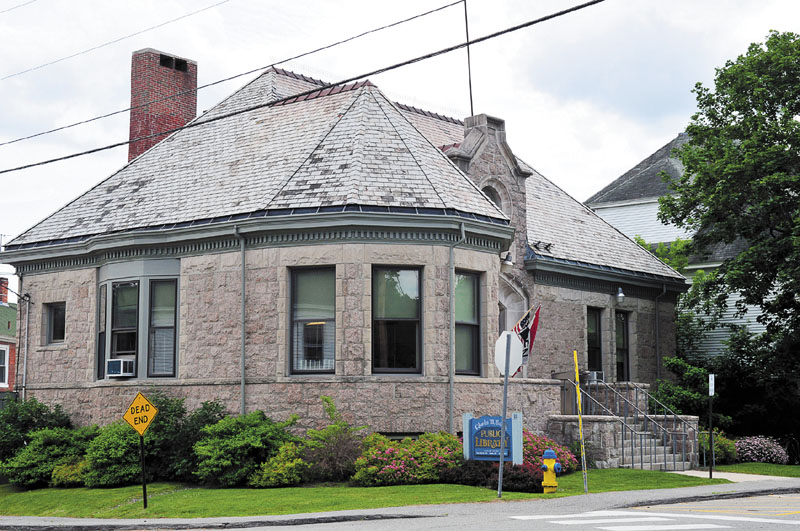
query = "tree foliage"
(658, 31, 800, 360)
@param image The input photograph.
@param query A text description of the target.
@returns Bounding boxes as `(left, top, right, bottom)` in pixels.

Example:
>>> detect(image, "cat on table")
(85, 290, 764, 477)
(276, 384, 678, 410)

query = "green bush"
(438, 458, 492, 486)
(51, 458, 89, 488)
(141, 392, 227, 482)
(194, 410, 298, 486)
(82, 421, 141, 487)
(1, 426, 97, 489)
(351, 432, 462, 487)
(167, 399, 227, 482)
(699, 429, 737, 465)
(0, 398, 72, 461)
(488, 462, 543, 492)
(249, 442, 308, 487)
(301, 396, 367, 483)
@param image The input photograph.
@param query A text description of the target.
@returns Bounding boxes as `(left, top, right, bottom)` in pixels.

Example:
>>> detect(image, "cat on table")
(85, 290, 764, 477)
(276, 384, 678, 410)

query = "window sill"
(38, 343, 67, 351)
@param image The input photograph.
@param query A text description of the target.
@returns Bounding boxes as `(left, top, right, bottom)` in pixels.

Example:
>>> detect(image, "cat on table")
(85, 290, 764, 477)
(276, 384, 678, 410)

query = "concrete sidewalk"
(671, 469, 794, 482)
(1, 475, 799, 530)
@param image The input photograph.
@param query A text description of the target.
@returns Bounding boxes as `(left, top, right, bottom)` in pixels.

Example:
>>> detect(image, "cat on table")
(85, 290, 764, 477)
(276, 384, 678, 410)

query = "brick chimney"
(0, 278, 8, 305)
(128, 48, 197, 161)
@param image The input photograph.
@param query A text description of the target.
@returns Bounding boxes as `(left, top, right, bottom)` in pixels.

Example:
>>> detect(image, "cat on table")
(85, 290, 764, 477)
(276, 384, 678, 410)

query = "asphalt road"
(1, 475, 799, 530)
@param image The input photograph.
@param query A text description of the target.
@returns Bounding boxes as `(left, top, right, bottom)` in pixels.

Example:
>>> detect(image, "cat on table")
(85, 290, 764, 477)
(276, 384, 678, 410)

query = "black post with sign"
(123, 392, 159, 510)
(140, 435, 148, 508)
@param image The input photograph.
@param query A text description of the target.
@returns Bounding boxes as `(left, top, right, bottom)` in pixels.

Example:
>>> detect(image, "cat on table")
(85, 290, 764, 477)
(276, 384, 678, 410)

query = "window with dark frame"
(291, 268, 335, 373)
(372, 267, 421, 373)
(111, 281, 139, 364)
(97, 284, 106, 379)
(455, 272, 480, 375)
(46, 302, 66, 343)
(148, 280, 177, 377)
(587, 307, 602, 372)
(615, 311, 629, 381)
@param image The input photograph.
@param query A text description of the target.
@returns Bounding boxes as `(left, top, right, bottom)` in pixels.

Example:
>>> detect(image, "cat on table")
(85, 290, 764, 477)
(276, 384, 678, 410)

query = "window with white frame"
(0, 345, 7, 387)
(291, 268, 335, 373)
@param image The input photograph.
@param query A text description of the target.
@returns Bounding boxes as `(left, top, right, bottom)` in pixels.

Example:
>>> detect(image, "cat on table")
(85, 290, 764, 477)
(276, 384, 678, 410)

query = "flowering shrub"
(736, 436, 789, 465)
(351, 432, 461, 486)
(522, 431, 578, 473)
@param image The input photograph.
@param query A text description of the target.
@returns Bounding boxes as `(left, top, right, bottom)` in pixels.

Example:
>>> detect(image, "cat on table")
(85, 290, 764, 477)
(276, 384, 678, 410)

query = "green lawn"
(715, 463, 800, 478)
(0, 470, 729, 519)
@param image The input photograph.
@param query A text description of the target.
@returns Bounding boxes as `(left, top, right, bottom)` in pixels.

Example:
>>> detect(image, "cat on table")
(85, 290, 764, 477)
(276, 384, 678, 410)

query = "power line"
(0, 0, 231, 81)
(0, 0, 606, 176)
(0, 0, 462, 148)
(0, 0, 36, 15)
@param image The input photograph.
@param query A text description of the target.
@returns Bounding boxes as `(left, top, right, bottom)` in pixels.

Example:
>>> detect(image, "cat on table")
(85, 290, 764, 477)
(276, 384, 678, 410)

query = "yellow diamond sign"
(123, 392, 158, 436)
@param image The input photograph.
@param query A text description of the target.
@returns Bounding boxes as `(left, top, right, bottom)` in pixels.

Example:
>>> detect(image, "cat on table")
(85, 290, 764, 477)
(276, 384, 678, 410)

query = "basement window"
(159, 54, 174, 68)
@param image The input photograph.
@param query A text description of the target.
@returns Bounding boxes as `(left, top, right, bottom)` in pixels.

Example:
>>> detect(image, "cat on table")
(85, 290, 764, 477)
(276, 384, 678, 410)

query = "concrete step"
(624, 452, 696, 465)
(619, 461, 693, 471)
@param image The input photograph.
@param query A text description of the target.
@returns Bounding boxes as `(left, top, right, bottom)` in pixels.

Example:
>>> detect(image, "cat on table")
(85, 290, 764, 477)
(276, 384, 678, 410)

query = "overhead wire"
(0, 0, 606, 176)
(0, 0, 36, 15)
(0, 0, 462, 148)
(0, 0, 231, 81)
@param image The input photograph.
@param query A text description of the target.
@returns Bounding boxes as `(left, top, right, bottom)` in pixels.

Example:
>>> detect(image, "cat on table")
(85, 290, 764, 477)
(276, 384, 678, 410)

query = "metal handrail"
(561, 379, 697, 470)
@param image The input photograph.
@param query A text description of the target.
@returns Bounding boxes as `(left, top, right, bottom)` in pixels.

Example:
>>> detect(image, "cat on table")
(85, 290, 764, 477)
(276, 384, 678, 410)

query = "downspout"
(448, 223, 466, 434)
(234, 226, 247, 415)
(655, 283, 667, 381)
(21, 292, 31, 401)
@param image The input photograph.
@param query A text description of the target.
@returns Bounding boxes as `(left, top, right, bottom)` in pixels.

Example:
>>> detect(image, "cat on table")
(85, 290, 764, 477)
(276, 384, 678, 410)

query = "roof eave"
(1, 212, 515, 267)
(524, 252, 688, 292)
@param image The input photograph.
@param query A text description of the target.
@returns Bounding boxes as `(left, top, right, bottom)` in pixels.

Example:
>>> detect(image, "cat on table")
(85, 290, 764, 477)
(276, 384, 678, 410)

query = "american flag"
(512, 305, 540, 377)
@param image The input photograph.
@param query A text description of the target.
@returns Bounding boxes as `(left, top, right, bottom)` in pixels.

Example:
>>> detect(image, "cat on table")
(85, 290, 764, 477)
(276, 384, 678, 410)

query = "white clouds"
(1, 0, 799, 303)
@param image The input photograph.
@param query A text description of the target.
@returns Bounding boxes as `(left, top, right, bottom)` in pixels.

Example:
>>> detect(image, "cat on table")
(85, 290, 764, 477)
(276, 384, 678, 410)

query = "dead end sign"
(123, 392, 158, 436)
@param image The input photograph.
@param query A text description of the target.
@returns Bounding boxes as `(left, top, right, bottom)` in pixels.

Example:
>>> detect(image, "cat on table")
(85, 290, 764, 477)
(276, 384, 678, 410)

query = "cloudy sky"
(0, 0, 796, 300)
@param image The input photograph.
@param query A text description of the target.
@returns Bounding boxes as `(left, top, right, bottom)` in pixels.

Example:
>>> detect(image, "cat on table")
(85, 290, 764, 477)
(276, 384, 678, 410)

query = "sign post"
(123, 392, 159, 509)
(573, 350, 589, 493)
(708, 373, 715, 479)
(494, 331, 522, 498)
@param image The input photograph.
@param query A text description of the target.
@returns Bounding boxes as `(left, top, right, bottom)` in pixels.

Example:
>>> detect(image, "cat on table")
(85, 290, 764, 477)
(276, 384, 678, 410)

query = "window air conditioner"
(106, 358, 135, 378)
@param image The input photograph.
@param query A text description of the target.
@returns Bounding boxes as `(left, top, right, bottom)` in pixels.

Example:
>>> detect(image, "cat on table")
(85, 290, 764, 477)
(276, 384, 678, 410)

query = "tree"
(659, 31, 800, 367)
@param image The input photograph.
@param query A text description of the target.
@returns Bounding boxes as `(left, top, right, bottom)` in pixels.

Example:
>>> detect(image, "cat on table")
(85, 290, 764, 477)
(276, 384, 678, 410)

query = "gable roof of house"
(0, 303, 16, 342)
(7, 69, 506, 248)
(586, 133, 689, 206)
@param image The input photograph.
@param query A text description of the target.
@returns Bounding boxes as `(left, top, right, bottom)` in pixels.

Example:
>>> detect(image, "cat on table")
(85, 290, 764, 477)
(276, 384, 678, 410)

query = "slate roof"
(526, 166, 683, 281)
(8, 70, 505, 247)
(586, 133, 689, 205)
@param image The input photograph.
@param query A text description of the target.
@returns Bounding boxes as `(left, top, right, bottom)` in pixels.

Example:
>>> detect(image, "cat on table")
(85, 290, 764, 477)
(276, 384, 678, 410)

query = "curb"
(1, 513, 437, 531)
(618, 485, 800, 508)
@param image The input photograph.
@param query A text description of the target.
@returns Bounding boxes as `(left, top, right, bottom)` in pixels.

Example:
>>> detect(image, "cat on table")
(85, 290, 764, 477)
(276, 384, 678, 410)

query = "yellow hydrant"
(540, 449, 562, 494)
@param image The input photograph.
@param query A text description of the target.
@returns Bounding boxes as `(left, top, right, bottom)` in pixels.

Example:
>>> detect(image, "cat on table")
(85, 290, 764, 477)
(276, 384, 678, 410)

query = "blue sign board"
(463, 412, 523, 464)
(470, 416, 511, 459)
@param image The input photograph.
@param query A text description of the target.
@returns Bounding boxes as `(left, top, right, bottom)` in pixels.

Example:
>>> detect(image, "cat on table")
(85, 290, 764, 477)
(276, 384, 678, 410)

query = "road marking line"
(552, 517, 672, 524)
(626, 510, 800, 525)
(513, 511, 644, 520)
(777, 511, 800, 516)
(597, 525, 730, 530)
